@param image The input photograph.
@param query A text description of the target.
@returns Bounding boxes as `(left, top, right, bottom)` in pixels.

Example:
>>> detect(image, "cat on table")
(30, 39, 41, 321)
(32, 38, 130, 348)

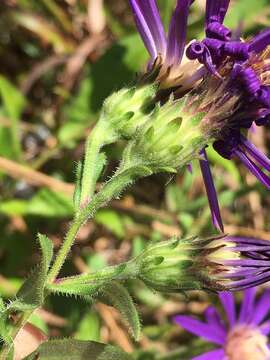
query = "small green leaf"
(73, 161, 83, 210)
(93, 152, 107, 186)
(25, 339, 133, 360)
(98, 282, 141, 341)
(0, 189, 74, 217)
(8, 234, 53, 311)
(38, 233, 54, 273)
(0, 75, 26, 159)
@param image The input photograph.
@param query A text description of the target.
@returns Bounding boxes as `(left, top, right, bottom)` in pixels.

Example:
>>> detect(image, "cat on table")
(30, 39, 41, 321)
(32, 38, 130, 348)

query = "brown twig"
(87, 0, 106, 34)
(0, 156, 74, 194)
(62, 34, 106, 91)
(95, 303, 134, 353)
(20, 55, 68, 94)
(225, 225, 270, 240)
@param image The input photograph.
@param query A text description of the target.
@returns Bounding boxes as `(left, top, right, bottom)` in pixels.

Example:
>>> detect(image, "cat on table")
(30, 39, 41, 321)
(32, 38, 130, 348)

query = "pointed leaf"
(73, 161, 83, 209)
(25, 339, 133, 360)
(38, 233, 54, 273)
(0, 75, 26, 159)
(8, 235, 53, 311)
(94, 152, 107, 185)
(98, 282, 141, 341)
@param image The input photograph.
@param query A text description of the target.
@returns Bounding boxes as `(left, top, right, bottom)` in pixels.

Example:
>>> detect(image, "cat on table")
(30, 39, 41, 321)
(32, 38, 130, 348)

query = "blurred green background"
(0, 0, 270, 358)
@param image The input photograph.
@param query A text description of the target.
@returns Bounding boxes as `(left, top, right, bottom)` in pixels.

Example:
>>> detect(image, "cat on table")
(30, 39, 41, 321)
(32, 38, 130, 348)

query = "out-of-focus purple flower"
(129, 0, 270, 233)
(174, 286, 270, 359)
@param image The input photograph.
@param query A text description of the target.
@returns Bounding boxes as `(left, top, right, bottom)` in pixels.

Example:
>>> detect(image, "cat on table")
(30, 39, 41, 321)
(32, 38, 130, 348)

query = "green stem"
(47, 260, 139, 297)
(48, 163, 147, 283)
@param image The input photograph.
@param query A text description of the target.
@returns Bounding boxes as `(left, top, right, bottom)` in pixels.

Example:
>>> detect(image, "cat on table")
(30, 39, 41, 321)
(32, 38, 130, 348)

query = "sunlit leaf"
(0, 189, 73, 217)
(0, 75, 26, 159)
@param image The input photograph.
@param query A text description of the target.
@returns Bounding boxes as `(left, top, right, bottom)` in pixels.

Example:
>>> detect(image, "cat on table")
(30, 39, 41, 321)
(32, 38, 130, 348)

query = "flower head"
(175, 287, 270, 360)
(133, 235, 270, 293)
(129, 0, 270, 232)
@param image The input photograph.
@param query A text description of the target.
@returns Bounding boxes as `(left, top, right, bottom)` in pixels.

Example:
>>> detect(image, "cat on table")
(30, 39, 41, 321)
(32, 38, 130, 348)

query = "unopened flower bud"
(132, 235, 270, 293)
(101, 84, 157, 140)
(122, 97, 207, 174)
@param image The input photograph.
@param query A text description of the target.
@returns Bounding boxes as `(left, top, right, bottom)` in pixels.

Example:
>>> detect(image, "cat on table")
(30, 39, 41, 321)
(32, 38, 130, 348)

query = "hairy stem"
(47, 163, 146, 283)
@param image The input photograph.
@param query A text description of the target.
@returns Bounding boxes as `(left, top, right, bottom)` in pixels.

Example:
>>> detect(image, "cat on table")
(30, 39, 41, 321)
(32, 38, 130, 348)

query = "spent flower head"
(133, 235, 270, 293)
(175, 287, 270, 360)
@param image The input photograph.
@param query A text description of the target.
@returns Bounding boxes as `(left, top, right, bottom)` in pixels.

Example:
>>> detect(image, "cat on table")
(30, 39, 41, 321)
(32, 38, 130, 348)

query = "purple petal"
(199, 150, 224, 232)
(204, 306, 227, 337)
(252, 290, 270, 325)
(219, 292, 236, 326)
(260, 320, 270, 335)
(230, 244, 270, 252)
(229, 272, 270, 290)
(129, 0, 166, 60)
(166, 0, 191, 65)
(192, 349, 225, 360)
(174, 315, 225, 345)
(240, 136, 270, 173)
(187, 163, 193, 173)
(234, 66, 261, 95)
(238, 288, 256, 323)
(228, 237, 270, 247)
(223, 259, 270, 267)
(206, 22, 231, 41)
(202, 47, 221, 76)
(223, 41, 249, 61)
(206, 0, 230, 25)
(234, 149, 270, 190)
(249, 28, 270, 54)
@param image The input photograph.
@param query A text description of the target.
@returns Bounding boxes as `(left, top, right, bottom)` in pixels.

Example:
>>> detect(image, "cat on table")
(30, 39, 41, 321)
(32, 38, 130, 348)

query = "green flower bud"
(133, 236, 245, 293)
(100, 84, 157, 140)
(121, 96, 208, 174)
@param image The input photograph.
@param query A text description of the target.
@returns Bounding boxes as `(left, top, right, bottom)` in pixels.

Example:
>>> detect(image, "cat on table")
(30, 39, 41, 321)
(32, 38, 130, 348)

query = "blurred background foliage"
(0, 0, 270, 359)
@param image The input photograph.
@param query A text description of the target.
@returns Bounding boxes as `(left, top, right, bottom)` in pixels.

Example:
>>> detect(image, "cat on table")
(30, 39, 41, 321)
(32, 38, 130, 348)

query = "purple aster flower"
(129, 0, 270, 233)
(174, 287, 270, 359)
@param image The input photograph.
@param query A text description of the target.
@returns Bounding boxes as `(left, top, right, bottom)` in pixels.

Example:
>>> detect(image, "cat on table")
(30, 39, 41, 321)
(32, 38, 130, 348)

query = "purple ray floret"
(205, 0, 230, 25)
(129, 0, 166, 60)
(129, 0, 192, 66)
(166, 0, 191, 65)
(199, 149, 224, 232)
(174, 287, 270, 359)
